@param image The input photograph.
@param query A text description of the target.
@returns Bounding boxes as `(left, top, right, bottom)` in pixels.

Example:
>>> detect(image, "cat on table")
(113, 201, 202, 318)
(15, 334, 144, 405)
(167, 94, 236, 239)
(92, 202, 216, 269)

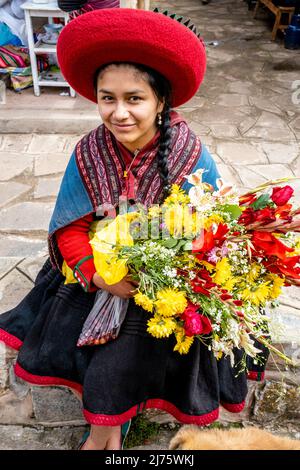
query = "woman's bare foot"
(81, 424, 121, 450)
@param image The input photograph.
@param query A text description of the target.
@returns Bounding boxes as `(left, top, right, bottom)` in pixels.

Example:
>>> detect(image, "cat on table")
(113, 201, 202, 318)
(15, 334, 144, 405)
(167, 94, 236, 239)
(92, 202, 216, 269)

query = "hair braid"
(157, 104, 172, 201)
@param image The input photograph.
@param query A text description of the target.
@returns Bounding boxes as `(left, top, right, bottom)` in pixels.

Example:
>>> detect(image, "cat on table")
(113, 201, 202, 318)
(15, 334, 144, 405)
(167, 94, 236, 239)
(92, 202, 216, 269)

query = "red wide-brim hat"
(57, 8, 206, 107)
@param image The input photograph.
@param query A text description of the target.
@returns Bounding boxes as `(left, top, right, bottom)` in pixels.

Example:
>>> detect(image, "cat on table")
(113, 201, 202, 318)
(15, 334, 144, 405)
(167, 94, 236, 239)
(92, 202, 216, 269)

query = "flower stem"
(256, 336, 296, 366)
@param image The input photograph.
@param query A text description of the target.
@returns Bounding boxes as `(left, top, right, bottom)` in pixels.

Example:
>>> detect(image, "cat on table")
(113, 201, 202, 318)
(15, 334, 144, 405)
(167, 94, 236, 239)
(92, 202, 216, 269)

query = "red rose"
(271, 186, 294, 206)
(184, 314, 212, 336)
(182, 302, 199, 319)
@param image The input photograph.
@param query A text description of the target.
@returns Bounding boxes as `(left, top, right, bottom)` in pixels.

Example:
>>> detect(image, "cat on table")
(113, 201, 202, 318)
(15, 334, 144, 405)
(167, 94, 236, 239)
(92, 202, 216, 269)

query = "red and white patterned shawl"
(75, 111, 201, 209)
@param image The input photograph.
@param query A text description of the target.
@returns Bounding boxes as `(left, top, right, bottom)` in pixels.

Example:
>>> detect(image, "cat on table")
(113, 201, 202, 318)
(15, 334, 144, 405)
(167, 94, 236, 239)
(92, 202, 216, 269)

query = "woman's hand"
(92, 272, 139, 299)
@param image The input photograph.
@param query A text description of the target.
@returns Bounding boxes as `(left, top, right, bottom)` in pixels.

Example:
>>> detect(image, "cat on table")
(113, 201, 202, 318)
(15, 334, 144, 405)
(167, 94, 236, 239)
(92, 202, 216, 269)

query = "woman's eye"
(129, 96, 142, 102)
(101, 96, 113, 101)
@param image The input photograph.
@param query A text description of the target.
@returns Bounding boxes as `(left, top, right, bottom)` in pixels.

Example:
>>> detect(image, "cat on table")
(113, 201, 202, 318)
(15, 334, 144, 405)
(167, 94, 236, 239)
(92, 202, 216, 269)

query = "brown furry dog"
(169, 425, 300, 450)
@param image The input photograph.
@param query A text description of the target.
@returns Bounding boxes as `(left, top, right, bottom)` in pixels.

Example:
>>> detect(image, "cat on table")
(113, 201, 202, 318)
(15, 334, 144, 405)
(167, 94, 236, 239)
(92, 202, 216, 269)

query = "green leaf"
(161, 238, 179, 248)
(250, 193, 271, 210)
(222, 204, 242, 220)
(175, 239, 188, 251)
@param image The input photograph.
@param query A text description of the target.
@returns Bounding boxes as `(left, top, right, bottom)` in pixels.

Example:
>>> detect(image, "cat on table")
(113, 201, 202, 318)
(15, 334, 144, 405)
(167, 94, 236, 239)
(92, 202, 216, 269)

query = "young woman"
(0, 9, 266, 450)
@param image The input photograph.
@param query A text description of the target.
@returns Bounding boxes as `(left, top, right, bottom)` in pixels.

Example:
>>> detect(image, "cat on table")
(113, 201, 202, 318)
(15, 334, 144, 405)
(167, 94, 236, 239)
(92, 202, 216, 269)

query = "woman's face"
(96, 64, 164, 153)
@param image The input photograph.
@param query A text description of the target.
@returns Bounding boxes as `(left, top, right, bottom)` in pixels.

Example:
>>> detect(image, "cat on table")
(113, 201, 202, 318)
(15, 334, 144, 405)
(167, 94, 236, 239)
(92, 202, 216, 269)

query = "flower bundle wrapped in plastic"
(76, 212, 138, 346)
(71, 170, 300, 370)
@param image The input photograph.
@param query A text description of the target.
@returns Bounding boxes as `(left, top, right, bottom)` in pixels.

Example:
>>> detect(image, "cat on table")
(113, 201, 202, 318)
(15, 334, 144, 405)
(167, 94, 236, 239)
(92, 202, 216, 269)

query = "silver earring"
(157, 113, 162, 126)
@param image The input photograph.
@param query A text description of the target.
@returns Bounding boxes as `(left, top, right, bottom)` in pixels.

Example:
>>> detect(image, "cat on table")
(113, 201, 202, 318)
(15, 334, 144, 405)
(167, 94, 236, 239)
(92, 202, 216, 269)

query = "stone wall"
(219, 344, 300, 437)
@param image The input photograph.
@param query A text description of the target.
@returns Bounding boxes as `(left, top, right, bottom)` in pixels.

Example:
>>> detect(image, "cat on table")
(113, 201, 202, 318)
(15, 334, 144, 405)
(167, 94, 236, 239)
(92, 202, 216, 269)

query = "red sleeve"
(56, 213, 97, 292)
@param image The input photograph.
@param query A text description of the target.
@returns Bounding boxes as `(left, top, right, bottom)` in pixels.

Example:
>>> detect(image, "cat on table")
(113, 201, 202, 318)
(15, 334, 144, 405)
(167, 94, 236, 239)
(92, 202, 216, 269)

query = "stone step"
(0, 424, 86, 450)
(2, 88, 99, 134)
(0, 108, 99, 135)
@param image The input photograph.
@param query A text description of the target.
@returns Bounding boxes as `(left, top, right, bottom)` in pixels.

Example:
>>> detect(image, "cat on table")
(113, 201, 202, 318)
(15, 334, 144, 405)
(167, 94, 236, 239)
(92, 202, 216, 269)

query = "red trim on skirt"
(0, 328, 22, 350)
(14, 362, 83, 395)
(1, 330, 245, 426)
(15, 360, 221, 426)
(83, 400, 220, 426)
(221, 400, 245, 413)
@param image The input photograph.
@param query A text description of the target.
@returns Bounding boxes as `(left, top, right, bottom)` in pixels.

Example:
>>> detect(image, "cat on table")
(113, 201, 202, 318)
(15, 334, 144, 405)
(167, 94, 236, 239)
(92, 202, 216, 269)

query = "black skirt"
(0, 258, 249, 426)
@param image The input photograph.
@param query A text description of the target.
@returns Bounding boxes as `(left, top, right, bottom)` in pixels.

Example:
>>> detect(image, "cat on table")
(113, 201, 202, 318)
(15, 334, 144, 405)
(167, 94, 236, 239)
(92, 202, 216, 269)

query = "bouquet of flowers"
(75, 171, 300, 370)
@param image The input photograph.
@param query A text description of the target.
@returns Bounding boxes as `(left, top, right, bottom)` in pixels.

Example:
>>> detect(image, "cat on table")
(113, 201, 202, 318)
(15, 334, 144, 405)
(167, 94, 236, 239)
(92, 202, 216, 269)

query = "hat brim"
(57, 8, 206, 107)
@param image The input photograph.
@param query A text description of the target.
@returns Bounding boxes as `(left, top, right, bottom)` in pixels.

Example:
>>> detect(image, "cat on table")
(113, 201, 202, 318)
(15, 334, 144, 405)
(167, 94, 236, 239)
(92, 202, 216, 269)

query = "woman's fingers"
(124, 274, 139, 286)
(130, 287, 138, 295)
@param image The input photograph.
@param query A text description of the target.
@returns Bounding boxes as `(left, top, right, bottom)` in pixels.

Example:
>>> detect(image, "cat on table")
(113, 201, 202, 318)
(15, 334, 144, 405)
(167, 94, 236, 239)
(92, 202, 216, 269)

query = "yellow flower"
(241, 283, 270, 306)
(173, 327, 194, 354)
(213, 257, 232, 285)
(155, 288, 187, 317)
(203, 214, 224, 230)
(246, 263, 261, 283)
(163, 184, 190, 206)
(134, 292, 154, 312)
(196, 260, 215, 272)
(93, 253, 129, 285)
(222, 277, 236, 292)
(147, 315, 177, 338)
(61, 260, 77, 284)
(265, 274, 285, 300)
(90, 213, 139, 285)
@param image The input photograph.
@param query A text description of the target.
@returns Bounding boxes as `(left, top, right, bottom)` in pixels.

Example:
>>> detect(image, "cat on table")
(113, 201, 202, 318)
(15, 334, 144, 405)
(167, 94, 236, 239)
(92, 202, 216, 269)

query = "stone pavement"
(0, 0, 300, 450)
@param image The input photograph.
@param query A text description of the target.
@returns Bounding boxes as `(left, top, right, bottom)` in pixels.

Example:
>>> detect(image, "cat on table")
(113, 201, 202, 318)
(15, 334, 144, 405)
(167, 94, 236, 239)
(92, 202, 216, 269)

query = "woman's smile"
(112, 123, 136, 131)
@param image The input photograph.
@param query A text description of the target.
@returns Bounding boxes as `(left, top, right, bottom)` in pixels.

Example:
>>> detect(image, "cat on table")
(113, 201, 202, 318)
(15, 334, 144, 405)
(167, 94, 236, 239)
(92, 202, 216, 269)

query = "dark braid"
(157, 104, 172, 201)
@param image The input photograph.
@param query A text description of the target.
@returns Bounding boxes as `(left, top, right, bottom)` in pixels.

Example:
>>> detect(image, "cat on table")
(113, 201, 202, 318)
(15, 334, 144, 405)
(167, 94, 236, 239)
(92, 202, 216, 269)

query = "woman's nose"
(113, 102, 130, 120)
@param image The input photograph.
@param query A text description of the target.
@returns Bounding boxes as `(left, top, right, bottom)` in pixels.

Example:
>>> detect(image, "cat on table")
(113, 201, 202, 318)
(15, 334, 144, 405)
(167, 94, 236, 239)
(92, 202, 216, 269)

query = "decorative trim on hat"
(153, 7, 205, 43)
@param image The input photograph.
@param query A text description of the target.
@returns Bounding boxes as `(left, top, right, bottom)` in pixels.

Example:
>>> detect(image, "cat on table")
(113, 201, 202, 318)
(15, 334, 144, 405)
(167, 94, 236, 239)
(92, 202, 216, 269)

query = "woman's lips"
(112, 123, 136, 131)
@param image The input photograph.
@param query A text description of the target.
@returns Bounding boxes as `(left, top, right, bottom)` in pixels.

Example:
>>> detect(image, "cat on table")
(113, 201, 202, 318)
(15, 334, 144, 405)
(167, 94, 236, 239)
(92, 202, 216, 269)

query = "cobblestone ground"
(0, 0, 299, 450)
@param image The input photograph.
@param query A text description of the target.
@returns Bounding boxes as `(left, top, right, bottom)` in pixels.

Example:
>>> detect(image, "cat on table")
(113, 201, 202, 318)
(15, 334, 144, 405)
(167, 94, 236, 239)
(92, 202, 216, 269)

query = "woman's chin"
(114, 134, 139, 148)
